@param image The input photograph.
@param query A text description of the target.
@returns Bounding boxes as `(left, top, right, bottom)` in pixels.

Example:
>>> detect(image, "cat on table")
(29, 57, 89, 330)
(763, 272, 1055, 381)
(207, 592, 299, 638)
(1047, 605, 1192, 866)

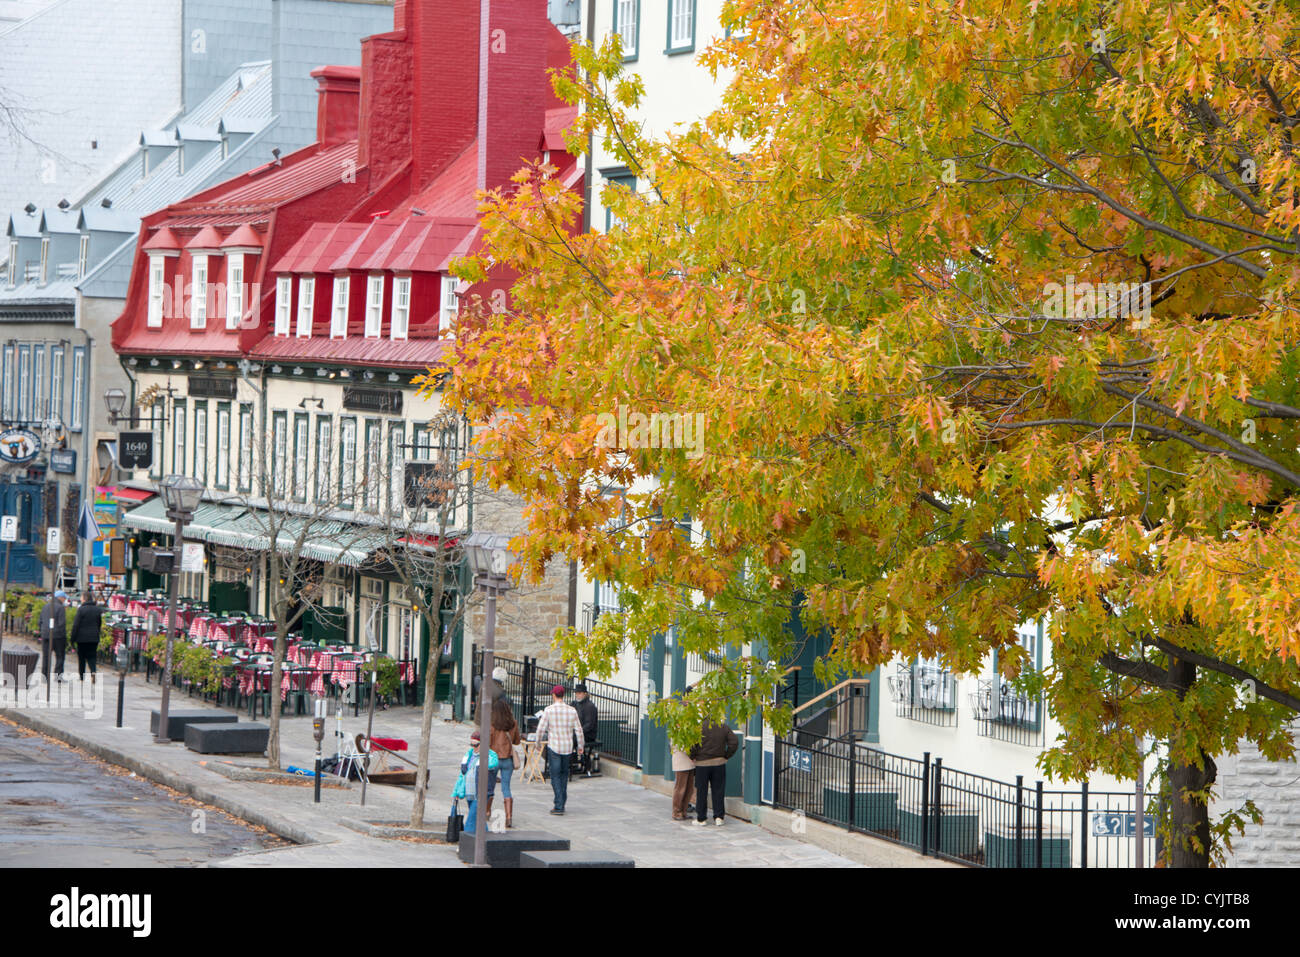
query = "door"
(0, 482, 44, 585)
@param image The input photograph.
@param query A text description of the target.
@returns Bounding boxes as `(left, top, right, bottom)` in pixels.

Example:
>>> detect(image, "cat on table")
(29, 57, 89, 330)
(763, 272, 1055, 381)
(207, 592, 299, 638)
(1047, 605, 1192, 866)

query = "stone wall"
(465, 484, 572, 669)
(1213, 724, 1300, 866)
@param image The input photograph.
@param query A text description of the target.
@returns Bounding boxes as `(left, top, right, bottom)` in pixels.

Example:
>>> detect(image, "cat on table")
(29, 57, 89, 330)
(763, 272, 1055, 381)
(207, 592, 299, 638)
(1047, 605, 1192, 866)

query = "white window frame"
(667, 0, 694, 51)
(275, 275, 292, 336)
(148, 255, 166, 327)
(194, 402, 208, 485)
(391, 275, 411, 340)
(1, 346, 13, 422)
(363, 419, 380, 510)
(293, 413, 309, 501)
(365, 274, 384, 338)
(69, 347, 85, 430)
(18, 346, 30, 422)
(614, 0, 639, 60)
(6, 240, 16, 288)
(439, 275, 459, 337)
(49, 346, 63, 422)
(237, 404, 253, 492)
(172, 401, 187, 474)
(32, 347, 45, 421)
(39, 237, 49, 285)
(330, 274, 349, 339)
(190, 254, 208, 329)
(271, 413, 288, 498)
(215, 404, 230, 488)
(315, 416, 332, 503)
(296, 276, 315, 338)
(339, 417, 357, 504)
(77, 234, 89, 279)
(225, 253, 244, 329)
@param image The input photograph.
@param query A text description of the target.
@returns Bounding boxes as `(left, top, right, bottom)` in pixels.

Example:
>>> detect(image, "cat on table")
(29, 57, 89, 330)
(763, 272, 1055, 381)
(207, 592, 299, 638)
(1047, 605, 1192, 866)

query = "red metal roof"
(142, 226, 182, 251)
(221, 224, 264, 249)
(388, 142, 478, 219)
(107, 486, 156, 503)
(116, 324, 247, 358)
(542, 105, 578, 151)
(248, 334, 450, 369)
(270, 222, 365, 274)
(186, 225, 225, 250)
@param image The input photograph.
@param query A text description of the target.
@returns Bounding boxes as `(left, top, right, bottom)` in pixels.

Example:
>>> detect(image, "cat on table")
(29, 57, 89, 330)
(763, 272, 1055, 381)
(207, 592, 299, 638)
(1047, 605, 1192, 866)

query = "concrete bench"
(520, 850, 634, 868)
(457, 830, 569, 868)
(150, 709, 238, 740)
(184, 722, 269, 755)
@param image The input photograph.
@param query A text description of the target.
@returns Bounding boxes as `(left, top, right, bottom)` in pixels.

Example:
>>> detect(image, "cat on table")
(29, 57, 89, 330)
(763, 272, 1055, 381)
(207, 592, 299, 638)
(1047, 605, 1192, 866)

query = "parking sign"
(0, 515, 16, 542)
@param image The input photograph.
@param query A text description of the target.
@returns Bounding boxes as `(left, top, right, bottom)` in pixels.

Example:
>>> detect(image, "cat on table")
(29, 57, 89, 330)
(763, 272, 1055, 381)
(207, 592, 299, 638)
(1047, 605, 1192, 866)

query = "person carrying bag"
(458, 729, 499, 835)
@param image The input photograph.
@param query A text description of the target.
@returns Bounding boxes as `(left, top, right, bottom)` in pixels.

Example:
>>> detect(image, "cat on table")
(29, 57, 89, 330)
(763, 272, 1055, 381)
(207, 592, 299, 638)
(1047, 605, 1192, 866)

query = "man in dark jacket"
(689, 719, 739, 826)
(39, 590, 68, 682)
(572, 683, 598, 775)
(70, 593, 106, 681)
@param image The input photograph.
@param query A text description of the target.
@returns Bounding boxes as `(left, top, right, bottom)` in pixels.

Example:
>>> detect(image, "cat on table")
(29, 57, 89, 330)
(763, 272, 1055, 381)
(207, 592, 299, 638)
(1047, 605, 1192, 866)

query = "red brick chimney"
(311, 66, 362, 147)
(410, 0, 481, 191)
(483, 0, 555, 192)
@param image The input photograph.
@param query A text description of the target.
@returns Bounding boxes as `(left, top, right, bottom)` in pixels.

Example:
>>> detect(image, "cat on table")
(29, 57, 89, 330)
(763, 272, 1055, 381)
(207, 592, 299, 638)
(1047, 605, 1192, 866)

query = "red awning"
(107, 486, 156, 503)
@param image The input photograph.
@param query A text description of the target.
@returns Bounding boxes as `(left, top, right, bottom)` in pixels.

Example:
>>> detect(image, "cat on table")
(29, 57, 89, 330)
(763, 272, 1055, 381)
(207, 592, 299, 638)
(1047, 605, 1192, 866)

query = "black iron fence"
(774, 730, 1157, 868)
(472, 649, 641, 767)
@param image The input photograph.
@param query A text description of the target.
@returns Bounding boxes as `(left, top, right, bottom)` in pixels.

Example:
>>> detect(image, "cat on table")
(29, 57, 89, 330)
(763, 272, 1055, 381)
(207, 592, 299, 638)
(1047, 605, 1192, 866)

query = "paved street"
(0, 636, 930, 867)
(0, 720, 284, 867)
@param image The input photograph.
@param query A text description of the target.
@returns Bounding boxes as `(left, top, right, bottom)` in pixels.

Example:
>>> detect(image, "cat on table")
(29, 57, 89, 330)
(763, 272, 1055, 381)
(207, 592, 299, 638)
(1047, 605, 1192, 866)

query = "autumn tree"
(443, 0, 1300, 866)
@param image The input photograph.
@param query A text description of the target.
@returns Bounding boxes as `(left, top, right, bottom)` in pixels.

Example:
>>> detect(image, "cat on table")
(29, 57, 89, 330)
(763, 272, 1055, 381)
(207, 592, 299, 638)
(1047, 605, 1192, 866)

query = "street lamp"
(463, 531, 515, 867)
(154, 473, 205, 744)
(103, 387, 126, 422)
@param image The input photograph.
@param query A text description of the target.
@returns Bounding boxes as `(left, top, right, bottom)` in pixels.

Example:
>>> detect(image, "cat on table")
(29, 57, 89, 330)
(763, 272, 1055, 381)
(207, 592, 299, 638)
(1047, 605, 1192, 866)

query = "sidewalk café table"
(108, 594, 127, 612)
(280, 666, 313, 701)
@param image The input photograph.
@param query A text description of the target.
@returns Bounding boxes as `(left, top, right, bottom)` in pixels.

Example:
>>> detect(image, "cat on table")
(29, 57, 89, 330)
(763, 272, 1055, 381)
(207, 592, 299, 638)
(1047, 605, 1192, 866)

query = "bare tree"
(221, 411, 376, 770)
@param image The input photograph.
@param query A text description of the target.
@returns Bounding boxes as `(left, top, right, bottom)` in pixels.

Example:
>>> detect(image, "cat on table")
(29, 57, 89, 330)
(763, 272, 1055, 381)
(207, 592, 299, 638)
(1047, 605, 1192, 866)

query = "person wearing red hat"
(533, 684, 584, 814)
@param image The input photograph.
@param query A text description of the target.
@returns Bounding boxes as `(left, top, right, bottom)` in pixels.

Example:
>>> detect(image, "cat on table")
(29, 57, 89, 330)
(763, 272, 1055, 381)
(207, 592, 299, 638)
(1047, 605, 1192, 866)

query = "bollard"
(312, 699, 326, 804)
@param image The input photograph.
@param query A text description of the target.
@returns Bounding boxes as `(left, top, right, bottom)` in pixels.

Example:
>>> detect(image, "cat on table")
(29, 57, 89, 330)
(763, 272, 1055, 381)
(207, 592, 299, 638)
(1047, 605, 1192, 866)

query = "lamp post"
(154, 473, 205, 744)
(463, 531, 515, 867)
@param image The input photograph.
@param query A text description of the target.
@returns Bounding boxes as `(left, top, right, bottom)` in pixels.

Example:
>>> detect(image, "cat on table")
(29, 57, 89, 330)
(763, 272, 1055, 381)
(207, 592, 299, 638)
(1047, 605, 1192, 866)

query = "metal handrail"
(791, 677, 870, 718)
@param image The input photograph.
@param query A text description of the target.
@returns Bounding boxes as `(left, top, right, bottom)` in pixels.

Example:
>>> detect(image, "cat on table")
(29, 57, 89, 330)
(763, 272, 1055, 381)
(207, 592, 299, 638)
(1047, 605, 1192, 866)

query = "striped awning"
(119, 498, 387, 568)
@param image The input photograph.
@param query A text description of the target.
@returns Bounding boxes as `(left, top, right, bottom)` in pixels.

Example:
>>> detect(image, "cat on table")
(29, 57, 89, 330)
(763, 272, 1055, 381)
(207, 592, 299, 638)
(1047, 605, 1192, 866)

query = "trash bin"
(1, 646, 40, 690)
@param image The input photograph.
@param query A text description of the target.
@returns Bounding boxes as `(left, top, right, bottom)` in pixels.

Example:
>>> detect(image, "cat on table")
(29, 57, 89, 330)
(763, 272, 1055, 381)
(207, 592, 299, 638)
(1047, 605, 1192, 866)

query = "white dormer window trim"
(439, 275, 459, 337)
(365, 274, 384, 338)
(296, 275, 315, 338)
(191, 253, 208, 328)
(7, 240, 17, 288)
(39, 237, 49, 286)
(275, 275, 292, 336)
(78, 234, 89, 279)
(225, 252, 245, 330)
(147, 255, 166, 327)
(331, 274, 349, 339)
(391, 275, 411, 340)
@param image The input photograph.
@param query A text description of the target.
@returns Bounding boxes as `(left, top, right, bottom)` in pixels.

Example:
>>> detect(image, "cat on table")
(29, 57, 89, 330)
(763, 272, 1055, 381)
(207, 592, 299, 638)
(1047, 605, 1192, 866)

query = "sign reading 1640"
(119, 431, 154, 470)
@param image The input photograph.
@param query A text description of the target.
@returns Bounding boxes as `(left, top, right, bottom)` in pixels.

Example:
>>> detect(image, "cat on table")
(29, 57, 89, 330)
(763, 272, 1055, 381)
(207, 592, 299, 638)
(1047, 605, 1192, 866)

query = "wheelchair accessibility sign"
(1090, 811, 1154, 837)
(790, 748, 812, 772)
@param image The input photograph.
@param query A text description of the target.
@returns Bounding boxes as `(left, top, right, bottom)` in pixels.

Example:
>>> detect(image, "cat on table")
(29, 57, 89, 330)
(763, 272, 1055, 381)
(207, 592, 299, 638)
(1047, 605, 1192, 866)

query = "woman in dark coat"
(70, 592, 106, 681)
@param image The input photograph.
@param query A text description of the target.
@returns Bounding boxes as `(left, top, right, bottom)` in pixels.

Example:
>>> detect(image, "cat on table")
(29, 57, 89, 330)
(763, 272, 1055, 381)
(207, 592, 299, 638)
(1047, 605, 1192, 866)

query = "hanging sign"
(0, 428, 40, 464)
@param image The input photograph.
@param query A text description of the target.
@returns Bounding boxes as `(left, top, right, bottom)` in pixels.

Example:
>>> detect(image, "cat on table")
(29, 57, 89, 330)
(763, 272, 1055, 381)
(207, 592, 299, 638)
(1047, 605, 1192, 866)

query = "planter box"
(822, 786, 898, 833)
(898, 801, 979, 858)
(520, 851, 634, 868)
(984, 825, 1071, 868)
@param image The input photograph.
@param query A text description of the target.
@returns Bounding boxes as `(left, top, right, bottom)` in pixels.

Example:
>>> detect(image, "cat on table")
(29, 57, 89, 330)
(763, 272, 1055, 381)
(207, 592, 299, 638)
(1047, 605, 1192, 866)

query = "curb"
(339, 817, 454, 843)
(0, 707, 328, 847)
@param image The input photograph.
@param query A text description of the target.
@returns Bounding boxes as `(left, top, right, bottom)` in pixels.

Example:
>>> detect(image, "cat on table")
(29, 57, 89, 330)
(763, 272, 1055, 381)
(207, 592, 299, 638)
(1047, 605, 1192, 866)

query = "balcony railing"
(970, 678, 1044, 746)
(888, 663, 958, 726)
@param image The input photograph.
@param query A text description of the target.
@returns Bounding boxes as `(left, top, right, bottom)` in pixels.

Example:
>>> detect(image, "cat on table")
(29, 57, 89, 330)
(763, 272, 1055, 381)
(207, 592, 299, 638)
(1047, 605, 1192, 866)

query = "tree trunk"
(1165, 656, 1214, 868)
(409, 638, 444, 828)
(267, 622, 287, 770)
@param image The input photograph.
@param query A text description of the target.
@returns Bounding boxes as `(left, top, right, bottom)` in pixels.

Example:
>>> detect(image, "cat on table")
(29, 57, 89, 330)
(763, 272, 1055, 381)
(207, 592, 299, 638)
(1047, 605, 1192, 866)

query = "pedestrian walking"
(670, 742, 696, 821)
(70, 592, 106, 682)
(488, 695, 523, 828)
(534, 684, 584, 815)
(457, 729, 499, 835)
(39, 590, 68, 682)
(689, 718, 738, 826)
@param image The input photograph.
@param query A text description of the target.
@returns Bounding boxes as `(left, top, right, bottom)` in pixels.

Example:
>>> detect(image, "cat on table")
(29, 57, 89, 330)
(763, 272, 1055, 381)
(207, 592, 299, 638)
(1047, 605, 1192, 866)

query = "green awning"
(119, 498, 386, 568)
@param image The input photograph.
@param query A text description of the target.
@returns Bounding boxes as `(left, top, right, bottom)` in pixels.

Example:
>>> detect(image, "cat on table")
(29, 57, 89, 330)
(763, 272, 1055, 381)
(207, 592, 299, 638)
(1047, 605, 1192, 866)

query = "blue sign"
(790, 748, 812, 772)
(50, 448, 76, 474)
(1090, 811, 1155, 837)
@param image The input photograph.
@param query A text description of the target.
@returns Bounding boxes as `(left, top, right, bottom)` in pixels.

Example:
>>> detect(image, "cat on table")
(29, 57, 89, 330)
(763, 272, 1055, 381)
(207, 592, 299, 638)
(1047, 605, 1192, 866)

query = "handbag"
(446, 801, 464, 843)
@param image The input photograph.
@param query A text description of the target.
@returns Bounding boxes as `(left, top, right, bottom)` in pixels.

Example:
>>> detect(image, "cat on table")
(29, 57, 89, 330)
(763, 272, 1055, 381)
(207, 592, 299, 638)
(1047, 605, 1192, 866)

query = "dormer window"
(439, 275, 459, 336)
(147, 255, 166, 327)
(78, 235, 89, 279)
(6, 240, 16, 288)
(331, 275, 349, 339)
(39, 237, 49, 285)
(296, 276, 314, 337)
(191, 254, 208, 328)
(275, 276, 292, 336)
(225, 253, 244, 329)
(391, 276, 410, 340)
(365, 275, 383, 338)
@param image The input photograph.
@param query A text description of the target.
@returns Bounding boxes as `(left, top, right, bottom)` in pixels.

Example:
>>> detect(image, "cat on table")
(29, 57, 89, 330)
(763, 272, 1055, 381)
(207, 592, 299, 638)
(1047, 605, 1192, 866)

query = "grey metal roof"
(38, 207, 79, 234)
(6, 213, 42, 239)
(76, 206, 137, 233)
(175, 123, 222, 143)
(76, 233, 136, 300)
